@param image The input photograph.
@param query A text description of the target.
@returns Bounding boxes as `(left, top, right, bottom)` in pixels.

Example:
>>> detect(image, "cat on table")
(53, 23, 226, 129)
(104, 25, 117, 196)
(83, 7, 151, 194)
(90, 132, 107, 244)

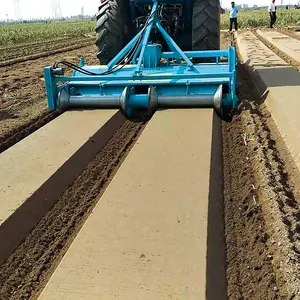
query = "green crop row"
(0, 21, 95, 47)
(1, 10, 300, 48)
(221, 9, 300, 29)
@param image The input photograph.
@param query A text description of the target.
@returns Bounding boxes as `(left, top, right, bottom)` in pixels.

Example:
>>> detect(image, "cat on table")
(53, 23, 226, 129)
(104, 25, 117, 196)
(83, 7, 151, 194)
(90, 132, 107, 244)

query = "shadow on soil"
(206, 112, 227, 300)
(231, 59, 300, 119)
(0, 111, 126, 265)
(241, 59, 300, 90)
(256, 66, 300, 87)
(231, 65, 268, 115)
(0, 111, 19, 122)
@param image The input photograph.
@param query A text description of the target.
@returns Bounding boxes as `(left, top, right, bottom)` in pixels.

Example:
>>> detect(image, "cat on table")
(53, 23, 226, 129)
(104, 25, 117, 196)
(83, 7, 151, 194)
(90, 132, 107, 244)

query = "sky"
(0, 0, 298, 20)
(0, 0, 100, 20)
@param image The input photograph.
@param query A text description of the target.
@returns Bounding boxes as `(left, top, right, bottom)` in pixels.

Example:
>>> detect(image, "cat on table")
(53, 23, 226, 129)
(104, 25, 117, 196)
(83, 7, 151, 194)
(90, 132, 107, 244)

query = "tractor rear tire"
(95, 0, 129, 65)
(192, 0, 220, 52)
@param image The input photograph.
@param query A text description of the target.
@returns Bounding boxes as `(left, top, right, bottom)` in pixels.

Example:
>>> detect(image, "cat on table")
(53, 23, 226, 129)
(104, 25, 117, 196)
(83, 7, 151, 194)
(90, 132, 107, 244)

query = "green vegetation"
(1, 10, 300, 47)
(0, 21, 95, 47)
(221, 9, 300, 29)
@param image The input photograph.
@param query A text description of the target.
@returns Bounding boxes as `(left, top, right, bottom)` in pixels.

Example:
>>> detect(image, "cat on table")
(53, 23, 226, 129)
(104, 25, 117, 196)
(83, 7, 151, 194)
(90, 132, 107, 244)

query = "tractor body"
(95, 0, 220, 64)
(129, 0, 192, 31)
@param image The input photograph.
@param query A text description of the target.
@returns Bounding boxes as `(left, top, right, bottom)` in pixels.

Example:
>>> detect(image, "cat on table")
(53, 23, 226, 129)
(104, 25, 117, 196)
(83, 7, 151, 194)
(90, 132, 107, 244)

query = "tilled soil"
(0, 44, 99, 153)
(0, 38, 93, 63)
(1, 31, 300, 300)
(0, 117, 146, 300)
(223, 64, 300, 299)
(0, 110, 59, 153)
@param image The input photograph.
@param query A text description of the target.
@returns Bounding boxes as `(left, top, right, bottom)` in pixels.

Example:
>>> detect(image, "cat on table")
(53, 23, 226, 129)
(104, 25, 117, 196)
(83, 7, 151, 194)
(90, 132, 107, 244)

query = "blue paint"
(79, 57, 85, 67)
(135, 1, 158, 73)
(143, 45, 161, 68)
(44, 67, 57, 110)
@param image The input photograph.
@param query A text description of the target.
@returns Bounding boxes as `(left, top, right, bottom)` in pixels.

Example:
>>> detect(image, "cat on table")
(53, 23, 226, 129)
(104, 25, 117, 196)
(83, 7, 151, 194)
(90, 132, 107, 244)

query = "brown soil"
(223, 67, 280, 300)
(0, 110, 59, 153)
(223, 47, 300, 299)
(0, 117, 146, 300)
(0, 44, 99, 152)
(0, 38, 93, 63)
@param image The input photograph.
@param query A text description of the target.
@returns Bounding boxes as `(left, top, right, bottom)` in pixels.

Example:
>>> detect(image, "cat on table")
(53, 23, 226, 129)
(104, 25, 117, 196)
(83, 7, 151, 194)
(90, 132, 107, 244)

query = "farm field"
(0, 21, 95, 62)
(1, 8, 300, 44)
(1, 10, 299, 61)
(0, 21, 95, 46)
(1, 15, 300, 300)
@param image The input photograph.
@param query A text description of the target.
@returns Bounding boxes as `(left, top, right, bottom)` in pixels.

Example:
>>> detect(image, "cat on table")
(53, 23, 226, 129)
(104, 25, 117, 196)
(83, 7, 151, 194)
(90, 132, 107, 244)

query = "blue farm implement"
(44, 0, 239, 119)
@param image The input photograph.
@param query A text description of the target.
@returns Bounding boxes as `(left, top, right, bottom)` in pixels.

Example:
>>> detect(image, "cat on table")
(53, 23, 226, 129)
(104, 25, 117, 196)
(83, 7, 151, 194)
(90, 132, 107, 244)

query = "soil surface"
(1, 31, 300, 300)
(0, 38, 93, 63)
(223, 34, 300, 299)
(0, 44, 99, 153)
(0, 117, 146, 300)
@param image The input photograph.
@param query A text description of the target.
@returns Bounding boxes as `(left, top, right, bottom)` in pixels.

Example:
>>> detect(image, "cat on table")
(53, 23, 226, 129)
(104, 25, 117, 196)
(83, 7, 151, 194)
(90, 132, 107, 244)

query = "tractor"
(44, 0, 238, 121)
(95, 0, 220, 64)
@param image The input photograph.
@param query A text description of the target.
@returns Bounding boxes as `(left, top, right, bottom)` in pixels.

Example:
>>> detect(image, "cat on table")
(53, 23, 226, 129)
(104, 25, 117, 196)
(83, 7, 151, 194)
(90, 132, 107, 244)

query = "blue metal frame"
(44, 0, 238, 118)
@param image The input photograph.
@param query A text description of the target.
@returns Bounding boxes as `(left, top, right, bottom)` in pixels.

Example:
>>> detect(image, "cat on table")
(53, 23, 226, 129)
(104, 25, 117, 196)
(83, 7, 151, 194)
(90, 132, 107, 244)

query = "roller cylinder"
(157, 95, 214, 108)
(148, 85, 222, 116)
(68, 96, 120, 108)
(58, 84, 223, 117)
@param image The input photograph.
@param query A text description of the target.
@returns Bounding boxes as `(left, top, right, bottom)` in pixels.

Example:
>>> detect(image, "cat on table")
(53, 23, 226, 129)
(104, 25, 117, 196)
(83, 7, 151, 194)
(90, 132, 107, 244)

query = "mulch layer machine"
(44, 1, 239, 120)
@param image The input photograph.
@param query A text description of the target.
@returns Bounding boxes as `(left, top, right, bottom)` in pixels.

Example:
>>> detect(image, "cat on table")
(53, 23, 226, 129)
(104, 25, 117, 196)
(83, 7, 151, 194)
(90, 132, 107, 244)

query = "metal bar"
(131, 19, 157, 64)
(77, 78, 229, 87)
(79, 57, 85, 67)
(228, 46, 236, 73)
(162, 50, 229, 59)
(130, 21, 156, 64)
(61, 94, 215, 110)
(131, 38, 144, 64)
(156, 22, 195, 70)
(135, 1, 159, 73)
(155, 29, 177, 52)
(229, 46, 237, 102)
(44, 67, 57, 110)
(60, 94, 214, 109)
(158, 94, 214, 107)
(56, 72, 232, 82)
(153, 23, 180, 63)
(56, 82, 224, 115)
(68, 95, 120, 108)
